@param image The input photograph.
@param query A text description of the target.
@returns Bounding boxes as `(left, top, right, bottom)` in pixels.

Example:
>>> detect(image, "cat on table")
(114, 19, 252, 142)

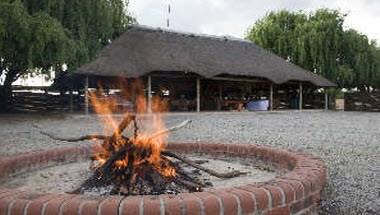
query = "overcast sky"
(129, 0, 380, 41)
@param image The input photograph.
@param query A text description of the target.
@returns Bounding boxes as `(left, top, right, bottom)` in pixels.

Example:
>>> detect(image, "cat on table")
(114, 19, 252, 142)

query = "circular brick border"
(0, 143, 326, 215)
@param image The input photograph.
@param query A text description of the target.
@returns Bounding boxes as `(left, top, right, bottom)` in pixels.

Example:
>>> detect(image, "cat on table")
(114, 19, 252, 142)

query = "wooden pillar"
(84, 76, 89, 115)
(218, 83, 223, 111)
(196, 78, 200, 112)
(269, 84, 274, 111)
(69, 90, 74, 113)
(299, 83, 303, 110)
(325, 89, 329, 110)
(147, 75, 152, 113)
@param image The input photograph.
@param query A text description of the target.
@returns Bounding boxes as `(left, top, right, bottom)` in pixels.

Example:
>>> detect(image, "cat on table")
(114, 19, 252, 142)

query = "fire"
(88, 79, 176, 178)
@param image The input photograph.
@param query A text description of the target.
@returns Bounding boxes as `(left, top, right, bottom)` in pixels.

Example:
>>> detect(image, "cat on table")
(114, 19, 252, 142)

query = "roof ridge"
(129, 24, 251, 44)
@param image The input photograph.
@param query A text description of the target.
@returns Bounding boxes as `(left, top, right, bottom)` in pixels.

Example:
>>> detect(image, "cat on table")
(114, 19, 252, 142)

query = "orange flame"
(89, 79, 175, 178)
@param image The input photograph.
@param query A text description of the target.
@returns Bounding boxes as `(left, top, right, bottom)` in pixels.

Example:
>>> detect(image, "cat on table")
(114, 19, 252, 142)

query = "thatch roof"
(76, 25, 336, 87)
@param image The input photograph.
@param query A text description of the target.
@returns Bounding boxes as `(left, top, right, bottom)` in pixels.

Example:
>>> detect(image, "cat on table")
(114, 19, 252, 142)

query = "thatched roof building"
(76, 25, 336, 87)
(74, 25, 337, 113)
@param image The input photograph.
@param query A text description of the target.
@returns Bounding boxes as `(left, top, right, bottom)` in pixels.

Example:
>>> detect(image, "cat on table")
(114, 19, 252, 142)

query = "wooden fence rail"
(11, 91, 84, 113)
(345, 91, 380, 112)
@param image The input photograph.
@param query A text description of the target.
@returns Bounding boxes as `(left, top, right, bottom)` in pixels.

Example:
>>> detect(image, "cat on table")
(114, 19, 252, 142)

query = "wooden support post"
(270, 84, 274, 111)
(69, 90, 74, 113)
(299, 83, 303, 110)
(196, 78, 200, 112)
(218, 83, 223, 111)
(147, 75, 152, 113)
(84, 76, 89, 115)
(325, 89, 329, 110)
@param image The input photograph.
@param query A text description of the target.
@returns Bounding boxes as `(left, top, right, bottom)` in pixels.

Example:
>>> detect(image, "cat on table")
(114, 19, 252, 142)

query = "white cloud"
(129, 0, 380, 41)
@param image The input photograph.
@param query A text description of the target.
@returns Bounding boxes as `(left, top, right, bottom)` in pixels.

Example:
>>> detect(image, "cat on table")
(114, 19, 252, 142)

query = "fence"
(344, 91, 380, 112)
(11, 90, 84, 113)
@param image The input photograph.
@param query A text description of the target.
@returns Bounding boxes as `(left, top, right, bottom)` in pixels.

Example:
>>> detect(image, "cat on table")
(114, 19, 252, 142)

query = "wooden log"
(40, 132, 109, 142)
(148, 120, 192, 139)
(162, 151, 248, 179)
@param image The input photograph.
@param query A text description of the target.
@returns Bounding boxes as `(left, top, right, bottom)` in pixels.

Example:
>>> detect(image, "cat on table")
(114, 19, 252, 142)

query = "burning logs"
(39, 115, 247, 196)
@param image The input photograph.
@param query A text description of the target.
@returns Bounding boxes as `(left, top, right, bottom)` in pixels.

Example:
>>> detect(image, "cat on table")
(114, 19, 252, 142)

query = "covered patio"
(75, 25, 336, 113)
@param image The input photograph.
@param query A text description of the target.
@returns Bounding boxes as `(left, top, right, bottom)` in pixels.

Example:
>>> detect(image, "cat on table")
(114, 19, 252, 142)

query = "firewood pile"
(40, 114, 247, 196)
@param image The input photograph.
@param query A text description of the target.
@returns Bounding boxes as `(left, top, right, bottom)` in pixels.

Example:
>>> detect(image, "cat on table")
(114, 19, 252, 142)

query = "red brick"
(231, 188, 256, 214)
(60, 197, 84, 215)
(290, 199, 304, 214)
(1, 163, 12, 177)
(290, 196, 313, 214)
(310, 192, 321, 204)
(194, 192, 221, 215)
(166, 142, 184, 152)
(211, 190, 238, 215)
(296, 157, 322, 167)
(191, 143, 202, 153)
(298, 178, 312, 196)
(26, 194, 60, 215)
(161, 195, 183, 215)
(276, 151, 297, 169)
(265, 185, 285, 207)
(262, 147, 276, 160)
(80, 200, 101, 215)
(175, 143, 201, 153)
(0, 191, 25, 214)
(237, 186, 269, 211)
(228, 144, 249, 156)
(305, 175, 322, 192)
(264, 206, 291, 215)
(296, 204, 318, 215)
(246, 145, 259, 155)
(279, 178, 304, 200)
(0, 160, 8, 177)
(9, 199, 29, 215)
(201, 143, 228, 154)
(179, 193, 202, 215)
(142, 196, 161, 215)
(242, 145, 254, 156)
(119, 196, 142, 215)
(99, 196, 123, 215)
(44, 194, 74, 215)
(0, 197, 14, 215)
(13, 154, 29, 170)
(275, 181, 295, 204)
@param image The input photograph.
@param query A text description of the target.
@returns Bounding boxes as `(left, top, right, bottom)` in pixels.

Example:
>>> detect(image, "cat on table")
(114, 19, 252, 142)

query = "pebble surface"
(0, 111, 379, 214)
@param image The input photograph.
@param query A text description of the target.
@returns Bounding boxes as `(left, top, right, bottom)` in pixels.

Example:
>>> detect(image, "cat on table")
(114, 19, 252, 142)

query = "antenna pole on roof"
(166, 0, 171, 28)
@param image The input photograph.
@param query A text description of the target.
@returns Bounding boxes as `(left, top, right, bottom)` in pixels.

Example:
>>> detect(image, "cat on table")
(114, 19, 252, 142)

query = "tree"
(0, 0, 135, 111)
(0, 1, 74, 110)
(19, 0, 135, 67)
(246, 9, 380, 90)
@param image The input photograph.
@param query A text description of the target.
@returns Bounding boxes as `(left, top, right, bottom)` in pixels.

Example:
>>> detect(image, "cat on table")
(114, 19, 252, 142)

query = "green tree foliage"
(247, 9, 380, 90)
(0, 0, 135, 110)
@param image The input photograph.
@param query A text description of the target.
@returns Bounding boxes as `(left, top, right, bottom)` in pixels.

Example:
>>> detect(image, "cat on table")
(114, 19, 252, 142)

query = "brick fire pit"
(0, 143, 326, 215)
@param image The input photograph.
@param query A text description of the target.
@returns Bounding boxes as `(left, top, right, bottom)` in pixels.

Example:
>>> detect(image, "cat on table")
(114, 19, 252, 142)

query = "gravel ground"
(0, 111, 379, 214)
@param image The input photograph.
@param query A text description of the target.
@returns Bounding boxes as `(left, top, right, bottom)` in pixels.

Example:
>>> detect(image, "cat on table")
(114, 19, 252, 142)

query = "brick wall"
(0, 143, 326, 215)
